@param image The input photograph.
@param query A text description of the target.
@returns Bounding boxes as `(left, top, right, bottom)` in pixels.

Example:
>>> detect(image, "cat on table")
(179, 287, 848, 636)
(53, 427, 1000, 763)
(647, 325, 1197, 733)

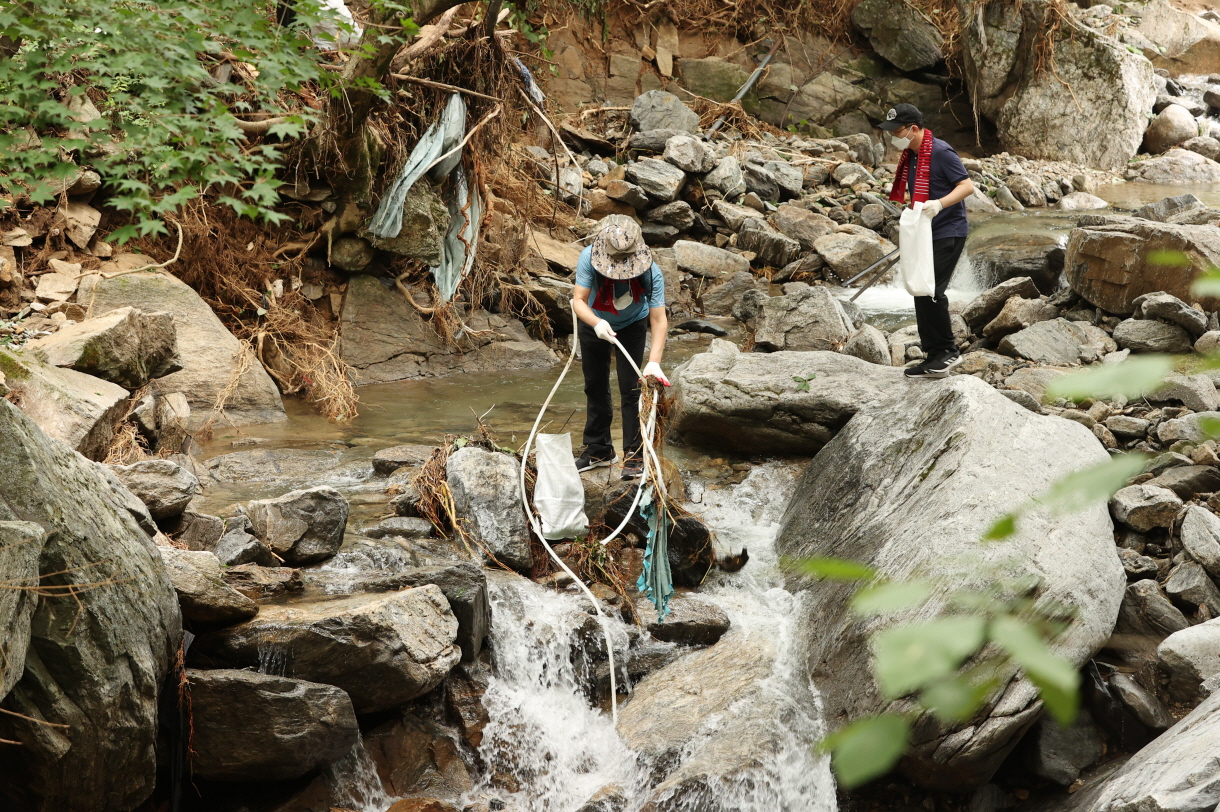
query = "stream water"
(193, 178, 1220, 811)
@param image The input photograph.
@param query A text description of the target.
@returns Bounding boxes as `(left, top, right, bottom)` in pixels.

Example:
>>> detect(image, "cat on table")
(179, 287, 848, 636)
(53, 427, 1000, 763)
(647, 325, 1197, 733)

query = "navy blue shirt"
(906, 136, 970, 240)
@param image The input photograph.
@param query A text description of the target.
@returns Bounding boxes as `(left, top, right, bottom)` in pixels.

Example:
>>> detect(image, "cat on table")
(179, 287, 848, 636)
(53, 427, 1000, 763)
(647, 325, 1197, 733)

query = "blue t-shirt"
(575, 245, 665, 331)
(906, 136, 970, 240)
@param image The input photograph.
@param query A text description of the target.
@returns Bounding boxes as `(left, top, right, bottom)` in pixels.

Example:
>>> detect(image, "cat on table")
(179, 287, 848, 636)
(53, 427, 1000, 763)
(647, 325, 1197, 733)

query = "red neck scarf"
(889, 127, 934, 205)
(592, 275, 644, 314)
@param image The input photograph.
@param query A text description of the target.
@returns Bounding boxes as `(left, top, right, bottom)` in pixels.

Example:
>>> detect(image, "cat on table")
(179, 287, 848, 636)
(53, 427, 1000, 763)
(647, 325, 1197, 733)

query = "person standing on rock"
(877, 103, 976, 379)
(571, 220, 669, 480)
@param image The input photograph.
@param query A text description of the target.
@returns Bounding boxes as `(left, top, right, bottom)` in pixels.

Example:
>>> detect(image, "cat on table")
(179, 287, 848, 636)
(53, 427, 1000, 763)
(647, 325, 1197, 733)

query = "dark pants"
(913, 236, 968, 359)
(579, 316, 648, 460)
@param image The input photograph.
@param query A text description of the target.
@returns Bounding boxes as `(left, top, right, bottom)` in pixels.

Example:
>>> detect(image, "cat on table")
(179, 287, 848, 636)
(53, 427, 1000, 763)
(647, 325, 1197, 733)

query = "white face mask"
(890, 132, 911, 150)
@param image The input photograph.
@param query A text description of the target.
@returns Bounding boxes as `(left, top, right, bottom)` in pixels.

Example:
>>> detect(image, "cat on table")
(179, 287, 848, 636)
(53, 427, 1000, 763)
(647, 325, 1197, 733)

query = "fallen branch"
(391, 74, 503, 103)
(231, 116, 288, 135)
(391, 6, 458, 71)
(75, 220, 183, 280)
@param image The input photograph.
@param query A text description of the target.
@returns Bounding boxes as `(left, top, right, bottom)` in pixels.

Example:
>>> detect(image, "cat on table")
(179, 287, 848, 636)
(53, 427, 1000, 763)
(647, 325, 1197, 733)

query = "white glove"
(643, 361, 670, 387)
(593, 319, 617, 342)
(922, 199, 944, 218)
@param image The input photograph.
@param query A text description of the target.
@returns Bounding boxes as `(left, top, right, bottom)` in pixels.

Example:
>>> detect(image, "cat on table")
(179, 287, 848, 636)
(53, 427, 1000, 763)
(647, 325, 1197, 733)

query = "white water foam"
(325, 741, 395, 812)
(469, 461, 838, 811)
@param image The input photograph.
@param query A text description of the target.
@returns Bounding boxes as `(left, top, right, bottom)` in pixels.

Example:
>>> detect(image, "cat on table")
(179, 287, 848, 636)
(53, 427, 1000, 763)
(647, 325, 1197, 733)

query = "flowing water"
(193, 179, 1220, 810)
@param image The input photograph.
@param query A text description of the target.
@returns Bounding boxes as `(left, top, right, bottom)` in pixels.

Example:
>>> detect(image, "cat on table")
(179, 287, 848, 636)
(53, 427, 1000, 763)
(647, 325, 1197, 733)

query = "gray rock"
(852, 0, 944, 71)
(213, 516, 279, 567)
(1159, 411, 1220, 444)
(193, 585, 460, 713)
(372, 443, 434, 476)
(642, 222, 679, 246)
(360, 183, 447, 263)
(1057, 191, 1108, 210)
(961, 277, 1042, 329)
(1152, 374, 1220, 411)
(625, 159, 686, 203)
(1106, 415, 1152, 438)
(109, 458, 200, 520)
(1147, 464, 1220, 499)
(711, 199, 760, 232)
(628, 128, 685, 152)
(843, 324, 891, 366)
(1159, 618, 1220, 703)
(1144, 104, 1200, 154)
(1001, 389, 1043, 412)
(1024, 710, 1105, 786)
(1182, 506, 1220, 578)
(742, 162, 780, 202)
(831, 161, 875, 187)
(1131, 148, 1220, 183)
(221, 563, 303, 601)
(1166, 560, 1220, 615)
(662, 134, 715, 174)
(1114, 318, 1194, 353)
(674, 240, 750, 280)
(995, 185, 1024, 211)
(1004, 366, 1070, 401)
(1112, 578, 1190, 662)
(603, 179, 650, 209)
(813, 229, 897, 279)
(1007, 174, 1047, 207)
(1118, 547, 1160, 578)
(968, 232, 1065, 293)
(362, 516, 434, 539)
(158, 548, 259, 623)
(771, 204, 835, 251)
(1111, 484, 1183, 531)
(965, 189, 1002, 213)
(390, 563, 490, 662)
(245, 486, 348, 565)
(763, 160, 804, 198)
(701, 271, 767, 318)
(26, 306, 180, 389)
(1057, 687, 1220, 812)
(731, 287, 770, 328)
(644, 200, 695, 230)
(1196, 330, 1220, 353)
(1136, 193, 1204, 223)
(669, 340, 906, 455)
(1136, 291, 1210, 336)
(702, 156, 746, 198)
(1, 348, 129, 462)
(329, 236, 375, 272)
(187, 669, 359, 782)
(1110, 672, 1174, 732)
(0, 401, 181, 811)
(998, 318, 1117, 365)
(981, 296, 1059, 338)
(753, 287, 854, 352)
(737, 221, 801, 268)
(777, 375, 1124, 788)
(78, 268, 285, 430)
(635, 594, 730, 646)
(446, 446, 532, 571)
(630, 91, 700, 133)
(1184, 136, 1220, 162)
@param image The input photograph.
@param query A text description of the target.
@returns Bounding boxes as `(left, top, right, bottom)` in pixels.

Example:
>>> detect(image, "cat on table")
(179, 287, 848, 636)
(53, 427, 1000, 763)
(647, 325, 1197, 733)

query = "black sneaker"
(621, 456, 644, 480)
(575, 449, 618, 472)
(905, 351, 962, 379)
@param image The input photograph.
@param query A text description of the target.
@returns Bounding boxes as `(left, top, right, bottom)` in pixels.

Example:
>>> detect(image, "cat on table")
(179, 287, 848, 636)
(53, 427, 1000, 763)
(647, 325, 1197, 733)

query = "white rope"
(518, 304, 664, 725)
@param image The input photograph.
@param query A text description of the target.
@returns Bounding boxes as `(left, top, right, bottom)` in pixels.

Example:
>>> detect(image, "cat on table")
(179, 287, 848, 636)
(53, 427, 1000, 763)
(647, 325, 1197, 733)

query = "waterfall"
(325, 741, 395, 812)
(469, 462, 838, 811)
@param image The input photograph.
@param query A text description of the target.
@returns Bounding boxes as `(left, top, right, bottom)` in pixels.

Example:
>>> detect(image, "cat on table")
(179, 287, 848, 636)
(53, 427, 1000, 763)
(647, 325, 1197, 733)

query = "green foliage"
(1193, 265, 1220, 299)
(1045, 354, 1174, 402)
(0, 0, 416, 240)
(792, 373, 818, 392)
(820, 715, 911, 788)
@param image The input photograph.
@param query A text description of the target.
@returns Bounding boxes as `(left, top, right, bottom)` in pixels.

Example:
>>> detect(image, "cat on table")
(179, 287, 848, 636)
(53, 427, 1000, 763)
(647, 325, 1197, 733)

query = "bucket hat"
(590, 221, 652, 280)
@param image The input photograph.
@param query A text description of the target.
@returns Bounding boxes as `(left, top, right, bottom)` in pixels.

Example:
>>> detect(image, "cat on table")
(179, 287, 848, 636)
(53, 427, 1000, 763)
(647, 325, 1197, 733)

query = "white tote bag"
(897, 201, 935, 297)
(534, 433, 590, 540)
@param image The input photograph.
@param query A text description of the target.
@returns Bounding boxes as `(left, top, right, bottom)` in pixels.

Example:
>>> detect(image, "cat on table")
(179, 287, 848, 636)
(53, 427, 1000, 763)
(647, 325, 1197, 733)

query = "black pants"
(579, 316, 648, 460)
(913, 236, 968, 359)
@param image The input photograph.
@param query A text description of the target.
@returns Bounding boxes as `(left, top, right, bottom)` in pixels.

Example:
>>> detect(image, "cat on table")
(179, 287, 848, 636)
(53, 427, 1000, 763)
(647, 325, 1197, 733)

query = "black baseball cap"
(877, 103, 923, 131)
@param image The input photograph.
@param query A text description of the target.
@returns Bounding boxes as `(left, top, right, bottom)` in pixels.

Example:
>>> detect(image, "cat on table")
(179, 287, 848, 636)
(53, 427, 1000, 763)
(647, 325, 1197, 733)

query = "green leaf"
(872, 616, 987, 698)
(920, 674, 995, 723)
(850, 582, 932, 615)
(1039, 454, 1148, 515)
(983, 514, 1016, 541)
(789, 556, 877, 582)
(1197, 415, 1220, 440)
(821, 714, 911, 789)
(989, 615, 1079, 726)
(1192, 267, 1220, 299)
(1147, 249, 1189, 267)
(1045, 355, 1174, 402)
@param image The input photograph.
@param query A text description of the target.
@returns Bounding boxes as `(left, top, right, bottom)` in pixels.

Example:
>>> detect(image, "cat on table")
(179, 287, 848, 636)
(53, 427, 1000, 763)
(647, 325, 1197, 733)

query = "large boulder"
(997, 318, 1116, 365)
(339, 275, 557, 385)
(852, 0, 943, 71)
(0, 400, 181, 812)
(960, 0, 1155, 170)
(1058, 687, 1220, 811)
(109, 458, 200, 520)
(1128, 148, 1220, 184)
(25, 306, 180, 389)
(1135, 0, 1220, 77)
(771, 205, 835, 251)
(968, 233, 1065, 294)
(187, 669, 359, 782)
(1144, 104, 1202, 154)
(245, 486, 348, 565)
(192, 586, 459, 713)
(629, 90, 700, 133)
(813, 229, 897, 280)
(776, 376, 1124, 789)
(961, 277, 1042, 330)
(1064, 216, 1220, 315)
(78, 268, 285, 430)
(674, 240, 750, 280)
(445, 447, 532, 572)
(0, 521, 42, 700)
(1112, 318, 1193, 353)
(1157, 619, 1220, 702)
(752, 287, 854, 352)
(158, 548, 259, 624)
(669, 340, 906, 455)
